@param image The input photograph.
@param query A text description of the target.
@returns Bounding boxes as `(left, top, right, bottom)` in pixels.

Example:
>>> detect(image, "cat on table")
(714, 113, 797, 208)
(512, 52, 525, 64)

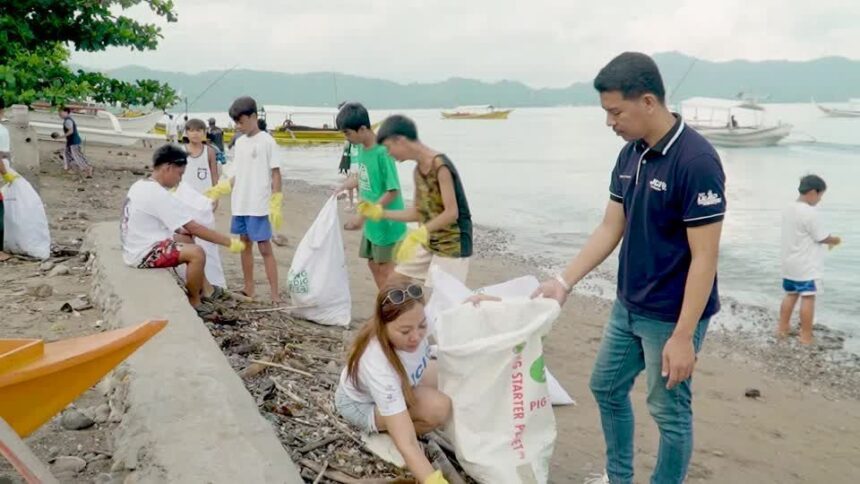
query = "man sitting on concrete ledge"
(120, 143, 245, 319)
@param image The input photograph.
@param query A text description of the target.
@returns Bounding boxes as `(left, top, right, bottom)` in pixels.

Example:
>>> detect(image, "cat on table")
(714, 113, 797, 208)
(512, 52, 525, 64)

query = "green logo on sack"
(530, 355, 546, 383)
(513, 342, 526, 354)
(288, 270, 309, 295)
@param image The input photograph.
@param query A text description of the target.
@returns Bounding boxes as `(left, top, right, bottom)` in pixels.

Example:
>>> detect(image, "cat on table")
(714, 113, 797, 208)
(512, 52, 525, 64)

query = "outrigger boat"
(814, 99, 860, 118)
(153, 106, 347, 146)
(0, 320, 167, 437)
(29, 118, 165, 147)
(29, 103, 163, 133)
(441, 105, 513, 120)
(680, 97, 792, 147)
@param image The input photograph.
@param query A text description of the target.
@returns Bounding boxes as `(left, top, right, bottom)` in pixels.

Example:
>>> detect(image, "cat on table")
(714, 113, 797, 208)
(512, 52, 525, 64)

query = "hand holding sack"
(395, 226, 429, 263)
(356, 201, 384, 221)
(228, 238, 246, 253)
(2, 172, 19, 185)
(204, 179, 232, 200)
(424, 470, 449, 484)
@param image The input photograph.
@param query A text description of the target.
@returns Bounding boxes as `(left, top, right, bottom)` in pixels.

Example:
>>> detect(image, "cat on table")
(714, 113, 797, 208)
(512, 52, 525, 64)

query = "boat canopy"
(263, 105, 340, 115)
(680, 97, 765, 112)
(680, 97, 770, 129)
(450, 105, 496, 111)
(262, 105, 339, 128)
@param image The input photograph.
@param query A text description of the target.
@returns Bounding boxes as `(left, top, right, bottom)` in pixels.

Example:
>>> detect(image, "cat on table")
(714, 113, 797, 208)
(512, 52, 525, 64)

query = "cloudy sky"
(70, 0, 859, 88)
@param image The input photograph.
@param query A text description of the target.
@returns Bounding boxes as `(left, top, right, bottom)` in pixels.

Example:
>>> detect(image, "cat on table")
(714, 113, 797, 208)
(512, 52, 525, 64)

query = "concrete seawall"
(86, 221, 302, 483)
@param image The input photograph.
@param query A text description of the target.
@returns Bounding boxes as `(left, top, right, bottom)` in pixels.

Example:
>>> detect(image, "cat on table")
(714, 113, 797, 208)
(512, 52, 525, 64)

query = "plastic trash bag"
(287, 196, 351, 326)
(1, 164, 51, 260)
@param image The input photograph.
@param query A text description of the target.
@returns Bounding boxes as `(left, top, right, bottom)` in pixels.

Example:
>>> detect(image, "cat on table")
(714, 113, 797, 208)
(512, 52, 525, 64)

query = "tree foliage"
(0, 1, 179, 109)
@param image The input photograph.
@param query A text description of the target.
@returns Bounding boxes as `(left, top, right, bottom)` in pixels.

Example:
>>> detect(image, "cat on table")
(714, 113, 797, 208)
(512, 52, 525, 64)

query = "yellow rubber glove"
(228, 238, 246, 253)
(356, 201, 384, 222)
(424, 470, 449, 484)
(395, 226, 429, 263)
(204, 179, 232, 200)
(2, 172, 19, 184)
(269, 192, 284, 231)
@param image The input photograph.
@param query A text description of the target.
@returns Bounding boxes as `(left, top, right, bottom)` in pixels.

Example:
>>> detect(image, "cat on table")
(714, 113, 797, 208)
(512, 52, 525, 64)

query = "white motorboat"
(814, 99, 860, 118)
(441, 105, 513, 119)
(29, 109, 165, 147)
(28, 105, 163, 133)
(680, 97, 792, 147)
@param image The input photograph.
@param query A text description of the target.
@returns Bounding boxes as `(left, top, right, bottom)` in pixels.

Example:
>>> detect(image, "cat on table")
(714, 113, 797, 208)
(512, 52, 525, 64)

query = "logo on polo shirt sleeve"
(697, 190, 723, 207)
(649, 178, 667, 191)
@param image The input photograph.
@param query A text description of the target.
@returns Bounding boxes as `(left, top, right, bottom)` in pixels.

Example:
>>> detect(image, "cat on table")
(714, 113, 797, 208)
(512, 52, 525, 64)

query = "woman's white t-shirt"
(338, 337, 431, 417)
(181, 144, 212, 194)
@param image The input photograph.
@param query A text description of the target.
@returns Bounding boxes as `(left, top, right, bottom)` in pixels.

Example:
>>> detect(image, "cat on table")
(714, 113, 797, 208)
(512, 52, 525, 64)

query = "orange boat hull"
(0, 320, 166, 437)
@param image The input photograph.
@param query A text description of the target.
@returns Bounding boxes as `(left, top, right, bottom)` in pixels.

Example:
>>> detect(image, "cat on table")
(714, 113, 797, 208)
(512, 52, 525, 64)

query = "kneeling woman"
(335, 281, 450, 484)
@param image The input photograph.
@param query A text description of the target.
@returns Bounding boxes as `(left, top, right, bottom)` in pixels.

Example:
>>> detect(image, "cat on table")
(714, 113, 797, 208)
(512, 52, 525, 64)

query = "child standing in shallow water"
(779, 174, 841, 344)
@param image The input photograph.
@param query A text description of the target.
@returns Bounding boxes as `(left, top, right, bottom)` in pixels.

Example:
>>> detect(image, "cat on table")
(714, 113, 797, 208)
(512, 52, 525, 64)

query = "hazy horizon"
(69, 0, 860, 89)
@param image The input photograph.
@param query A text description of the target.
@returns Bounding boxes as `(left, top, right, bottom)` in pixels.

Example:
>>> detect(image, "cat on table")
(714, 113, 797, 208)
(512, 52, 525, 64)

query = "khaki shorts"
(358, 234, 397, 264)
(394, 244, 470, 288)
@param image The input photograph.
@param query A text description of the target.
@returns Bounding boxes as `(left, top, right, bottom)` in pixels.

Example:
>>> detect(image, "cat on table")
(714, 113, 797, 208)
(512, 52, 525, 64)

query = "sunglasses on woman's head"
(383, 284, 424, 306)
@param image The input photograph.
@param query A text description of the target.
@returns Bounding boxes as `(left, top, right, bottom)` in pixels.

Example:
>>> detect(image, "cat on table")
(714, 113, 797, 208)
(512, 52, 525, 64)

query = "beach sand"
(254, 179, 860, 483)
(2, 140, 859, 483)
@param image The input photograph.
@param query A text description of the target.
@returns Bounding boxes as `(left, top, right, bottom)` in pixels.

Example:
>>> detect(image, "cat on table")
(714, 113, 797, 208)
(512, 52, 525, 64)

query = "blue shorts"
(231, 215, 272, 242)
(782, 279, 817, 296)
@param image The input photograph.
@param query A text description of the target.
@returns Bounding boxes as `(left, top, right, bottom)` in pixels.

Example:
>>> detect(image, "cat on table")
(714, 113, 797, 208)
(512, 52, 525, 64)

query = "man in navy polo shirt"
(534, 52, 725, 484)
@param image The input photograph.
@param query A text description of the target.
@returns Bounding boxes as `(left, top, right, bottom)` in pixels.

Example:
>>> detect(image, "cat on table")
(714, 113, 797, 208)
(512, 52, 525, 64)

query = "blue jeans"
(589, 301, 709, 484)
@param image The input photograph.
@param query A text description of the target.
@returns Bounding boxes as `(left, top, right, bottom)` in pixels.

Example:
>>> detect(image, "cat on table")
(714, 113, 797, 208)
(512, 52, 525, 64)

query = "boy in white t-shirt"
(121, 144, 245, 317)
(779, 174, 841, 344)
(206, 96, 283, 303)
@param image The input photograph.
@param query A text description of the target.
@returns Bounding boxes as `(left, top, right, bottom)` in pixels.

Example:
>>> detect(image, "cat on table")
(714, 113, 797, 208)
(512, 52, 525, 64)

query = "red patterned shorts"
(137, 239, 182, 269)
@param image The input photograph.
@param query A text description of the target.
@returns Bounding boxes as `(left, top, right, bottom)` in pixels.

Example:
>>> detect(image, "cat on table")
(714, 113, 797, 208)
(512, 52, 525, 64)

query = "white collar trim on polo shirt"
(660, 119, 685, 155)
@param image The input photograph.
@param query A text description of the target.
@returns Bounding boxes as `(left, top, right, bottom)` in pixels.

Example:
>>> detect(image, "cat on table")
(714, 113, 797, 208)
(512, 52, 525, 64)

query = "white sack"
(287, 196, 351, 326)
(435, 297, 560, 483)
(427, 267, 576, 406)
(172, 182, 226, 288)
(1, 163, 50, 260)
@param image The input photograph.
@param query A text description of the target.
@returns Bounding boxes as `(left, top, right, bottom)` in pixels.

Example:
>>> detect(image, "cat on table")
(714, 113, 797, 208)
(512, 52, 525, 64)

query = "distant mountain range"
(93, 52, 860, 111)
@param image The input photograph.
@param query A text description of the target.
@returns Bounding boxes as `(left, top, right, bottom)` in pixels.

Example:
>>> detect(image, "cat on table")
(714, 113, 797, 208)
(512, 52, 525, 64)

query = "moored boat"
(29, 103, 163, 133)
(680, 97, 792, 147)
(0, 320, 167, 437)
(814, 99, 860, 118)
(441, 105, 513, 120)
(153, 105, 348, 146)
(30, 120, 165, 147)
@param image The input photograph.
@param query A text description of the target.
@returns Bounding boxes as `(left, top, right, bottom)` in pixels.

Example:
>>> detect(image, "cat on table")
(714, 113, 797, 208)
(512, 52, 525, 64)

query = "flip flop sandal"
(230, 290, 257, 303)
(202, 286, 229, 304)
(194, 302, 222, 322)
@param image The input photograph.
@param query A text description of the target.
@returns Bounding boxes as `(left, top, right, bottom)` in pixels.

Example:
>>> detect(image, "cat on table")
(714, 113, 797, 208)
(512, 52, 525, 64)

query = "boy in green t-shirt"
(335, 103, 407, 288)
